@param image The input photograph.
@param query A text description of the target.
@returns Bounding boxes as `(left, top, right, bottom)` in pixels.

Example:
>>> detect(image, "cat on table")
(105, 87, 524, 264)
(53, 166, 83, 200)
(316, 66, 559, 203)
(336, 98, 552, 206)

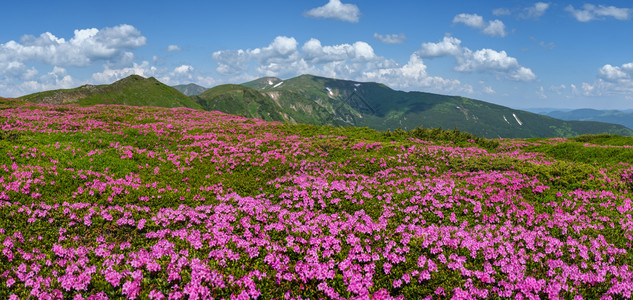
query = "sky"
(1, 0, 632, 110)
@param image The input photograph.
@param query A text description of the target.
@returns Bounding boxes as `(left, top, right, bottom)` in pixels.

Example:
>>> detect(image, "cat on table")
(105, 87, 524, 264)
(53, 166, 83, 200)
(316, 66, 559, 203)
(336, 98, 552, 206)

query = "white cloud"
(482, 20, 507, 37)
(212, 49, 249, 75)
(211, 36, 467, 93)
(251, 36, 299, 64)
(373, 33, 407, 44)
(456, 48, 536, 81)
(573, 62, 633, 98)
(566, 4, 631, 22)
(521, 2, 550, 19)
(167, 45, 181, 52)
(0, 61, 38, 80)
(0, 24, 146, 67)
(174, 64, 194, 74)
(453, 13, 507, 37)
(6, 66, 76, 97)
(91, 61, 157, 84)
(302, 38, 376, 63)
(417, 36, 462, 58)
(212, 35, 536, 85)
(493, 8, 511, 16)
(304, 0, 360, 23)
(417, 36, 535, 81)
(453, 13, 485, 28)
(361, 54, 464, 92)
(599, 64, 629, 81)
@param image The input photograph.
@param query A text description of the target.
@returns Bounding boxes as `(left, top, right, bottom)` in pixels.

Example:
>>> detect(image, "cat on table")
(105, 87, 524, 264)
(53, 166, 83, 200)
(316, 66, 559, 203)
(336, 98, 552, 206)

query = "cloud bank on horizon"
(0, 0, 632, 109)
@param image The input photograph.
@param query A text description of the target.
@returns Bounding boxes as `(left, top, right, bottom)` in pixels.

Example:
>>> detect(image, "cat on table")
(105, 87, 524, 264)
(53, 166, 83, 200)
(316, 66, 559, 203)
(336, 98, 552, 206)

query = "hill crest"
(20, 75, 202, 109)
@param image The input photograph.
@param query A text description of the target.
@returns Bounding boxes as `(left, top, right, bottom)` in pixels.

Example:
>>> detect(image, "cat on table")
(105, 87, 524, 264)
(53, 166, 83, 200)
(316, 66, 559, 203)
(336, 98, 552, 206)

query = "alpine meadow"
(2, 0, 633, 299)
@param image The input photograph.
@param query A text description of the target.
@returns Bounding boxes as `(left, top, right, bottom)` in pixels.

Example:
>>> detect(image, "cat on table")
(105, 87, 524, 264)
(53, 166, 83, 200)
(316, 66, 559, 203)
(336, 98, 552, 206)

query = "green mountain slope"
(20, 75, 202, 109)
(242, 74, 633, 138)
(172, 83, 208, 96)
(192, 84, 343, 125)
(15, 74, 633, 138)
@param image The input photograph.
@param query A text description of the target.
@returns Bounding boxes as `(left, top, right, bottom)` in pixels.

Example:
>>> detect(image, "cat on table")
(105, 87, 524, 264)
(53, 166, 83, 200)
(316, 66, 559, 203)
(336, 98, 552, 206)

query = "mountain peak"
(172, 83, 208, 96)
(20, 75, 202, 109)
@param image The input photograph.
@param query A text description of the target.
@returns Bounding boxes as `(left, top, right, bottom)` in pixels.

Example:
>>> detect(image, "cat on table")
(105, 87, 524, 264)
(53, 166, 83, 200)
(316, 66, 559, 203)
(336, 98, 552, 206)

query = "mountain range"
(16, 74, 633, 138)
(533, 109, 633, 131)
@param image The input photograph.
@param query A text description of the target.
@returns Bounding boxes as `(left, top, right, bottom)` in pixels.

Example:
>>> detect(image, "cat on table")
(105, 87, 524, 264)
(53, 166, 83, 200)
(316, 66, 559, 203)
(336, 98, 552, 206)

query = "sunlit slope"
(20, 75, 202, 109)
(245, 74, 633, 138)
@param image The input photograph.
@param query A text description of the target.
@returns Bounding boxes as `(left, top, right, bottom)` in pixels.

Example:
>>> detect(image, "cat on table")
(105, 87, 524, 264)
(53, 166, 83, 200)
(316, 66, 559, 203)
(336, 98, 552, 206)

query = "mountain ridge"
(20, 75, 202, 109)
(172, 83, 207, 96)
(238, 74, 633, 138)
(15, 74, 633, 138)
(539, 108, 633, 131)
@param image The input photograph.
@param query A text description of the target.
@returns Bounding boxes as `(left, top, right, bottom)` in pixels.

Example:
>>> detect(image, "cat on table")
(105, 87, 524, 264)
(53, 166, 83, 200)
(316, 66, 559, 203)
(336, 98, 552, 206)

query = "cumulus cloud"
(0, 61, 38, 81)
(453, 13, 507, 37)
(212, 49, 249, 75)
(482, 20, 507, 37)
(211, 35, 468, 93)
(574, 62, 633, 97)
(211, 35, 535, 91)
(598, 62, 633, 86)
(19, 67, 74, 93)
(492, 8, 511, 16)
(566, 4, 631, 22)
(457, 49, 536, 81)
(599, 64, 629, 81)
(0, 24, 146, 67)
(453, 13, 485, 28)
(174, 64, 194, 74)
(250, 36, 300, 64)
(91, 61, 157, 84)
(373, 33, 407, 44)
(417, 36, 536, 81)
(362, 54, 464, 92)
(167, 45, 181, 52)
(1, 66, 76, 97)
(302, 38, 376, 63)
(417, 36, 462, 58)
(304, 0, 360, 23)
(520, 2, 550, 19)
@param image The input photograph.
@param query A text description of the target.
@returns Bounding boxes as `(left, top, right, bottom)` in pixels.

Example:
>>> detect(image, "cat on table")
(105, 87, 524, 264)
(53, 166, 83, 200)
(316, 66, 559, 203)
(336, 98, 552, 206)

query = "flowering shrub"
(0, 101, 632, 299)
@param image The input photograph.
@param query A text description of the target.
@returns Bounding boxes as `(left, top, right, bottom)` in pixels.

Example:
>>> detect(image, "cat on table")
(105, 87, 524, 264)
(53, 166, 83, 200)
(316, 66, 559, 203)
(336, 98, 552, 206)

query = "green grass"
(20, 75, 202, 109)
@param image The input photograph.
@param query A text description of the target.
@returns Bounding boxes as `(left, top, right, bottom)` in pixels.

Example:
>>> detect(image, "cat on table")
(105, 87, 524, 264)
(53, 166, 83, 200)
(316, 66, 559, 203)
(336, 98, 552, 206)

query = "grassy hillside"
(192, 84, 287, 122)
(241, 74, 633, 138)
(16, 74, 633, 138)
(1, 99, 633, 298)
(20, 75, 202, 109)
(193, 83, 346, 125)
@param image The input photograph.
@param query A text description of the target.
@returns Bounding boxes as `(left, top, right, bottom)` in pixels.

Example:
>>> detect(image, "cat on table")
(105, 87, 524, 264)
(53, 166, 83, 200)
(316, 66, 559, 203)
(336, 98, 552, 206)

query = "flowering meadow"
(1, 98, 633, 299)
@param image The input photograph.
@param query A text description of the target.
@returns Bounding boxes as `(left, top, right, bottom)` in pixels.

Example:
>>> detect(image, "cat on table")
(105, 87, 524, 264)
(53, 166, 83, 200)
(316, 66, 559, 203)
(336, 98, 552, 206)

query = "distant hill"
(541, 109, 633, 131)
(235, 74, 632, 138)
(172, 83, 207, 96)
(20, 75, 202, 109)
(15, 74, 633, 138)
(191, 84, 342, 125)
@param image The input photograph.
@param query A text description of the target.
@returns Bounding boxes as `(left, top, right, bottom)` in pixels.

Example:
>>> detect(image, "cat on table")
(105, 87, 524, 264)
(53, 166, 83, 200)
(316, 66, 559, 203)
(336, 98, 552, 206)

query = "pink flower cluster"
(0, 102, 632, 299)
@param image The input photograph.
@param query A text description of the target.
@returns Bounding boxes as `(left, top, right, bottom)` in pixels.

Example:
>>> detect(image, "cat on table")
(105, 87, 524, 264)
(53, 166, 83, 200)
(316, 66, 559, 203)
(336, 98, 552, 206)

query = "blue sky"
(1, 0, 632, 110)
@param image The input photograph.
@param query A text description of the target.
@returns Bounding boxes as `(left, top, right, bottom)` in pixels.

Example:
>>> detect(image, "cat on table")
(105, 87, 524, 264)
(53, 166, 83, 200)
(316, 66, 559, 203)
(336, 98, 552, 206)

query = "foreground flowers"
(0, 100, 632, 299)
